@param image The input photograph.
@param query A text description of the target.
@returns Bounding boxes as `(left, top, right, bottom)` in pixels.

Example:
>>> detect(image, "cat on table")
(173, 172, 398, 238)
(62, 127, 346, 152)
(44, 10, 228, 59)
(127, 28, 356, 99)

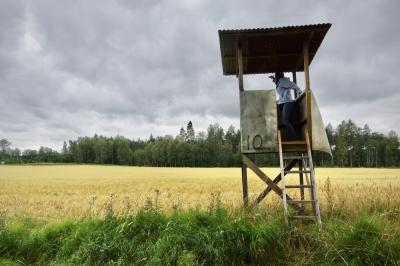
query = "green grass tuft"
(1, 207, 399, 265)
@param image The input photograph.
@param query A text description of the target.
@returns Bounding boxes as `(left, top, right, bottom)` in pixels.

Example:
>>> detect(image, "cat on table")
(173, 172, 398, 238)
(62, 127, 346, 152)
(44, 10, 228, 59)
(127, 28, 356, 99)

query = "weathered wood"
(237, 45, 244, 92)
(281, 141, 307, 152)
(254, 159, 297, 204)
(278, 131, 289, 224)
(303, 39, 313, 149)
(241, 163, 248, 207)
(281, 146, 307, 152)
(281, 141, 307, 145)
(241, 154, 302, 211)
(241, 154, 280, 194)
(305, 131, 322, 226)
(299, 158, 305, 201)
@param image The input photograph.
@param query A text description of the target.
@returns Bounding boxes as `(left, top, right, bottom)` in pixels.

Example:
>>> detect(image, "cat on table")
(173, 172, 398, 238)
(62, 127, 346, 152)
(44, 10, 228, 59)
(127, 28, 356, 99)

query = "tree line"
(1, 120, 399, 167)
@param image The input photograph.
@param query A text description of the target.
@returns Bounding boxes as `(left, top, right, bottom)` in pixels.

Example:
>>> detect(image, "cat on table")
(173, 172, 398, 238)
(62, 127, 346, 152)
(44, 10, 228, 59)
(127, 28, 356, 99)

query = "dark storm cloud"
(0, 0, 399, 150)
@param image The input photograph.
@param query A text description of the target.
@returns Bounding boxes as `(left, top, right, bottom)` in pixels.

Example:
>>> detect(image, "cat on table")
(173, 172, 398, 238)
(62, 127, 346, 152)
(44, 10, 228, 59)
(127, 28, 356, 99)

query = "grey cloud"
(0, 0, 399, 150)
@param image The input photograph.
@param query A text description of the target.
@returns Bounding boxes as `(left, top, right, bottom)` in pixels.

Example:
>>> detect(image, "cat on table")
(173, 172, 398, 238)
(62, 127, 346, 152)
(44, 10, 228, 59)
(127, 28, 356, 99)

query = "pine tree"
(62, 141, 68, 154)
(186, 121, 195, 142)
(178, 127, 186, 141)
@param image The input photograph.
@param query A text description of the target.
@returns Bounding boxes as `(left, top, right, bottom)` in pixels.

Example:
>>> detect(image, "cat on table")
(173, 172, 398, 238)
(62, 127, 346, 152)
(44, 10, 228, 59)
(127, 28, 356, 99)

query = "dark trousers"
(279, 102, 299, 141)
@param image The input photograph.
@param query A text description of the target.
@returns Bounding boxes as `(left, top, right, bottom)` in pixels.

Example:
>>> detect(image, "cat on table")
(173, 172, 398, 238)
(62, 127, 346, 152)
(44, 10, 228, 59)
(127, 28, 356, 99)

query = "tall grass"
(1, 203, 399, 265)
(1, 165, 399, 219)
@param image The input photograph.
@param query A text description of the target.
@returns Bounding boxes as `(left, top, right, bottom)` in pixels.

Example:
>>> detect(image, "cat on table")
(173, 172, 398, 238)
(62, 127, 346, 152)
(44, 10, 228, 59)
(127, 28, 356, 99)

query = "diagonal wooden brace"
(241, 154, 302, 212)
(254, 159, 298, 205)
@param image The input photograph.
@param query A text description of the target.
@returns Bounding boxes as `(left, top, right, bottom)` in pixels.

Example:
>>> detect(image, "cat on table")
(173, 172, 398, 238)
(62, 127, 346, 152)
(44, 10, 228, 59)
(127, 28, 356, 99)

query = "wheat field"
(0, 165, 399, 219)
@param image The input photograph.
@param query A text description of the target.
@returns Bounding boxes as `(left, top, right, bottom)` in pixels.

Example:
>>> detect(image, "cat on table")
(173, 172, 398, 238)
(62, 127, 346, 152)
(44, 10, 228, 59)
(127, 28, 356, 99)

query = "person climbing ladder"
(270, 71, 302, 141)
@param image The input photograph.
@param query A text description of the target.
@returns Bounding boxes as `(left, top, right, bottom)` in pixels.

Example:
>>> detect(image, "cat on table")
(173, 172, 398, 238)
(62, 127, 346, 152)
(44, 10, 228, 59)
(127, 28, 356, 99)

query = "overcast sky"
(1, 0, 399, 151)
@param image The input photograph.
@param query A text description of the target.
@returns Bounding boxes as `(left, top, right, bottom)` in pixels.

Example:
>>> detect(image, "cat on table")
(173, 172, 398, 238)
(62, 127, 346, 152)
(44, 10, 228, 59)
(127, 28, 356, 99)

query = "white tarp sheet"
(311, 92, 332, 155)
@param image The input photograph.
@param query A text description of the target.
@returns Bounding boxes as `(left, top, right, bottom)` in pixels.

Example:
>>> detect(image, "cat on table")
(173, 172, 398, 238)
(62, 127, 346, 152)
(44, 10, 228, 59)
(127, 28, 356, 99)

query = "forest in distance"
(1, 120, 399, 168)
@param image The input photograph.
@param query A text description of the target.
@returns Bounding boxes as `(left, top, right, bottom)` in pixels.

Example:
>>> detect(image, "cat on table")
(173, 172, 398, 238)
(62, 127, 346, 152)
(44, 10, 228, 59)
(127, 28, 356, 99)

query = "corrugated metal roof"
(218, 23, 331, 75)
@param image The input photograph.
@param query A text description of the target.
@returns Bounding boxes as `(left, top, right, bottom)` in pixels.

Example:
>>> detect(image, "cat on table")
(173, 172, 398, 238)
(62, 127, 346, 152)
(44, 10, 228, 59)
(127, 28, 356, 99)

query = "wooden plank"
(241, 154, 280, 194)
(303, 38, 313, 148)
(254, 159, 297, 204)
(237, 45, 244, 92)
(281, 146, 308, 152)
(278, 131, 289, 223)
(282, 141, 307, 145)
(241, 154, 302, 212)
(299, 158, 305, 201)
(305, 131, 322, 226)
(241, 163, 248, 208)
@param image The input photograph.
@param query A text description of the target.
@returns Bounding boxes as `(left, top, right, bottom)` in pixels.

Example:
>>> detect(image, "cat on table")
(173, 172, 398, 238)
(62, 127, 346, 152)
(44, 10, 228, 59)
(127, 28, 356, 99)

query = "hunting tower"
(218, 24, 332, 225)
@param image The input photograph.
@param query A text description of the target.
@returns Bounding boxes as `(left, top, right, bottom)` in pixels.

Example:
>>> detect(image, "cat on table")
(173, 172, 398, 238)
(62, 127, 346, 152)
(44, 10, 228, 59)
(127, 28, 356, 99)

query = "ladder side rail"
(278, 131, 289, 224)
(299, 157, 305, 201)
(305, 131, 322, 226)
(302, 156, 314, 202)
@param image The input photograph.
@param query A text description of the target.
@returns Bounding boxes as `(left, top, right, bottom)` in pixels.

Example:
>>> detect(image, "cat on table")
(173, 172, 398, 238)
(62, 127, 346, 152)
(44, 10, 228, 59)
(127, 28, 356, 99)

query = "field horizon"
(1, 164, 400, 264)
(1, 164, 399, 219)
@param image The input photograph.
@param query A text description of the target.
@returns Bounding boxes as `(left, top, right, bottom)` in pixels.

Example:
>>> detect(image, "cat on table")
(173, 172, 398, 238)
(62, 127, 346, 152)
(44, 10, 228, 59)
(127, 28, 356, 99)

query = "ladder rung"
(282, 147, 307, 152)
(290, 215, 318, 220)
(283, 156, 308, 160)
(285, 185, 313, 189)
(281, 141, 307, 145)
(287, 200, 315, 204)
(284, 170, 311, 174)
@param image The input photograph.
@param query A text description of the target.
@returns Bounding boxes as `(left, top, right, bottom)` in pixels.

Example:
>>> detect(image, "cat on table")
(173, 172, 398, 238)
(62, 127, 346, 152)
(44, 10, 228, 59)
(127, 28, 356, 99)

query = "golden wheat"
(0, 165, 399, 219)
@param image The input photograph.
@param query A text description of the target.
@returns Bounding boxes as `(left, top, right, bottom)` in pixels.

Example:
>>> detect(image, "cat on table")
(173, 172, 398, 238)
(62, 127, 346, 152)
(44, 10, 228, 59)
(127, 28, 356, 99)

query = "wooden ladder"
(278, 130, 322, 227)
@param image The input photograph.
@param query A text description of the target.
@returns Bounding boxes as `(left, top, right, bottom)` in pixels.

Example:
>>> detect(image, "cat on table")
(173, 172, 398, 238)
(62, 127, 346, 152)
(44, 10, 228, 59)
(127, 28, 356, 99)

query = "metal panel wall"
(240, 90, 278, 153)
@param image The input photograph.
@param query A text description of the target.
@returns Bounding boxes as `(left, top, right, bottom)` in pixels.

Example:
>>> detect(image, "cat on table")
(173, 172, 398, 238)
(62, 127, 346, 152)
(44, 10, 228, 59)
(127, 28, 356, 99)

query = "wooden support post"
(242, 154, 302, 212)
(241, 161, 248, 207)
(238, 39, 246, 206)
(292, 71, 297, 84)
(303, 40, 312, 148)
(237, 45, 244, 92)
(278, 131, 289, 223)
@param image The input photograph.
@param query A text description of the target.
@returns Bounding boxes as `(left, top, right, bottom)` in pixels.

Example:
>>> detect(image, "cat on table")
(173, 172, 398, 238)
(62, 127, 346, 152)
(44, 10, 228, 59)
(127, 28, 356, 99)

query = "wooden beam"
(242, 154, 279, 191)
(237, 45, 244, 92)
(242, 154, 302, 211)
(254, 159, 298, 204)
(294, 32, 314, 71)
(303, 39, 313, 146)
(303, 42, 311, 92)
(241, 163, 248, 207)
(299, 158, 305, 201)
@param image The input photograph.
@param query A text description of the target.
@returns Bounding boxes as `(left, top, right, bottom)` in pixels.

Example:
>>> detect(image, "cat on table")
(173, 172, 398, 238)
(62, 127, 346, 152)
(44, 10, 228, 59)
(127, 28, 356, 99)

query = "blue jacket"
(276, 77, 302, 104)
